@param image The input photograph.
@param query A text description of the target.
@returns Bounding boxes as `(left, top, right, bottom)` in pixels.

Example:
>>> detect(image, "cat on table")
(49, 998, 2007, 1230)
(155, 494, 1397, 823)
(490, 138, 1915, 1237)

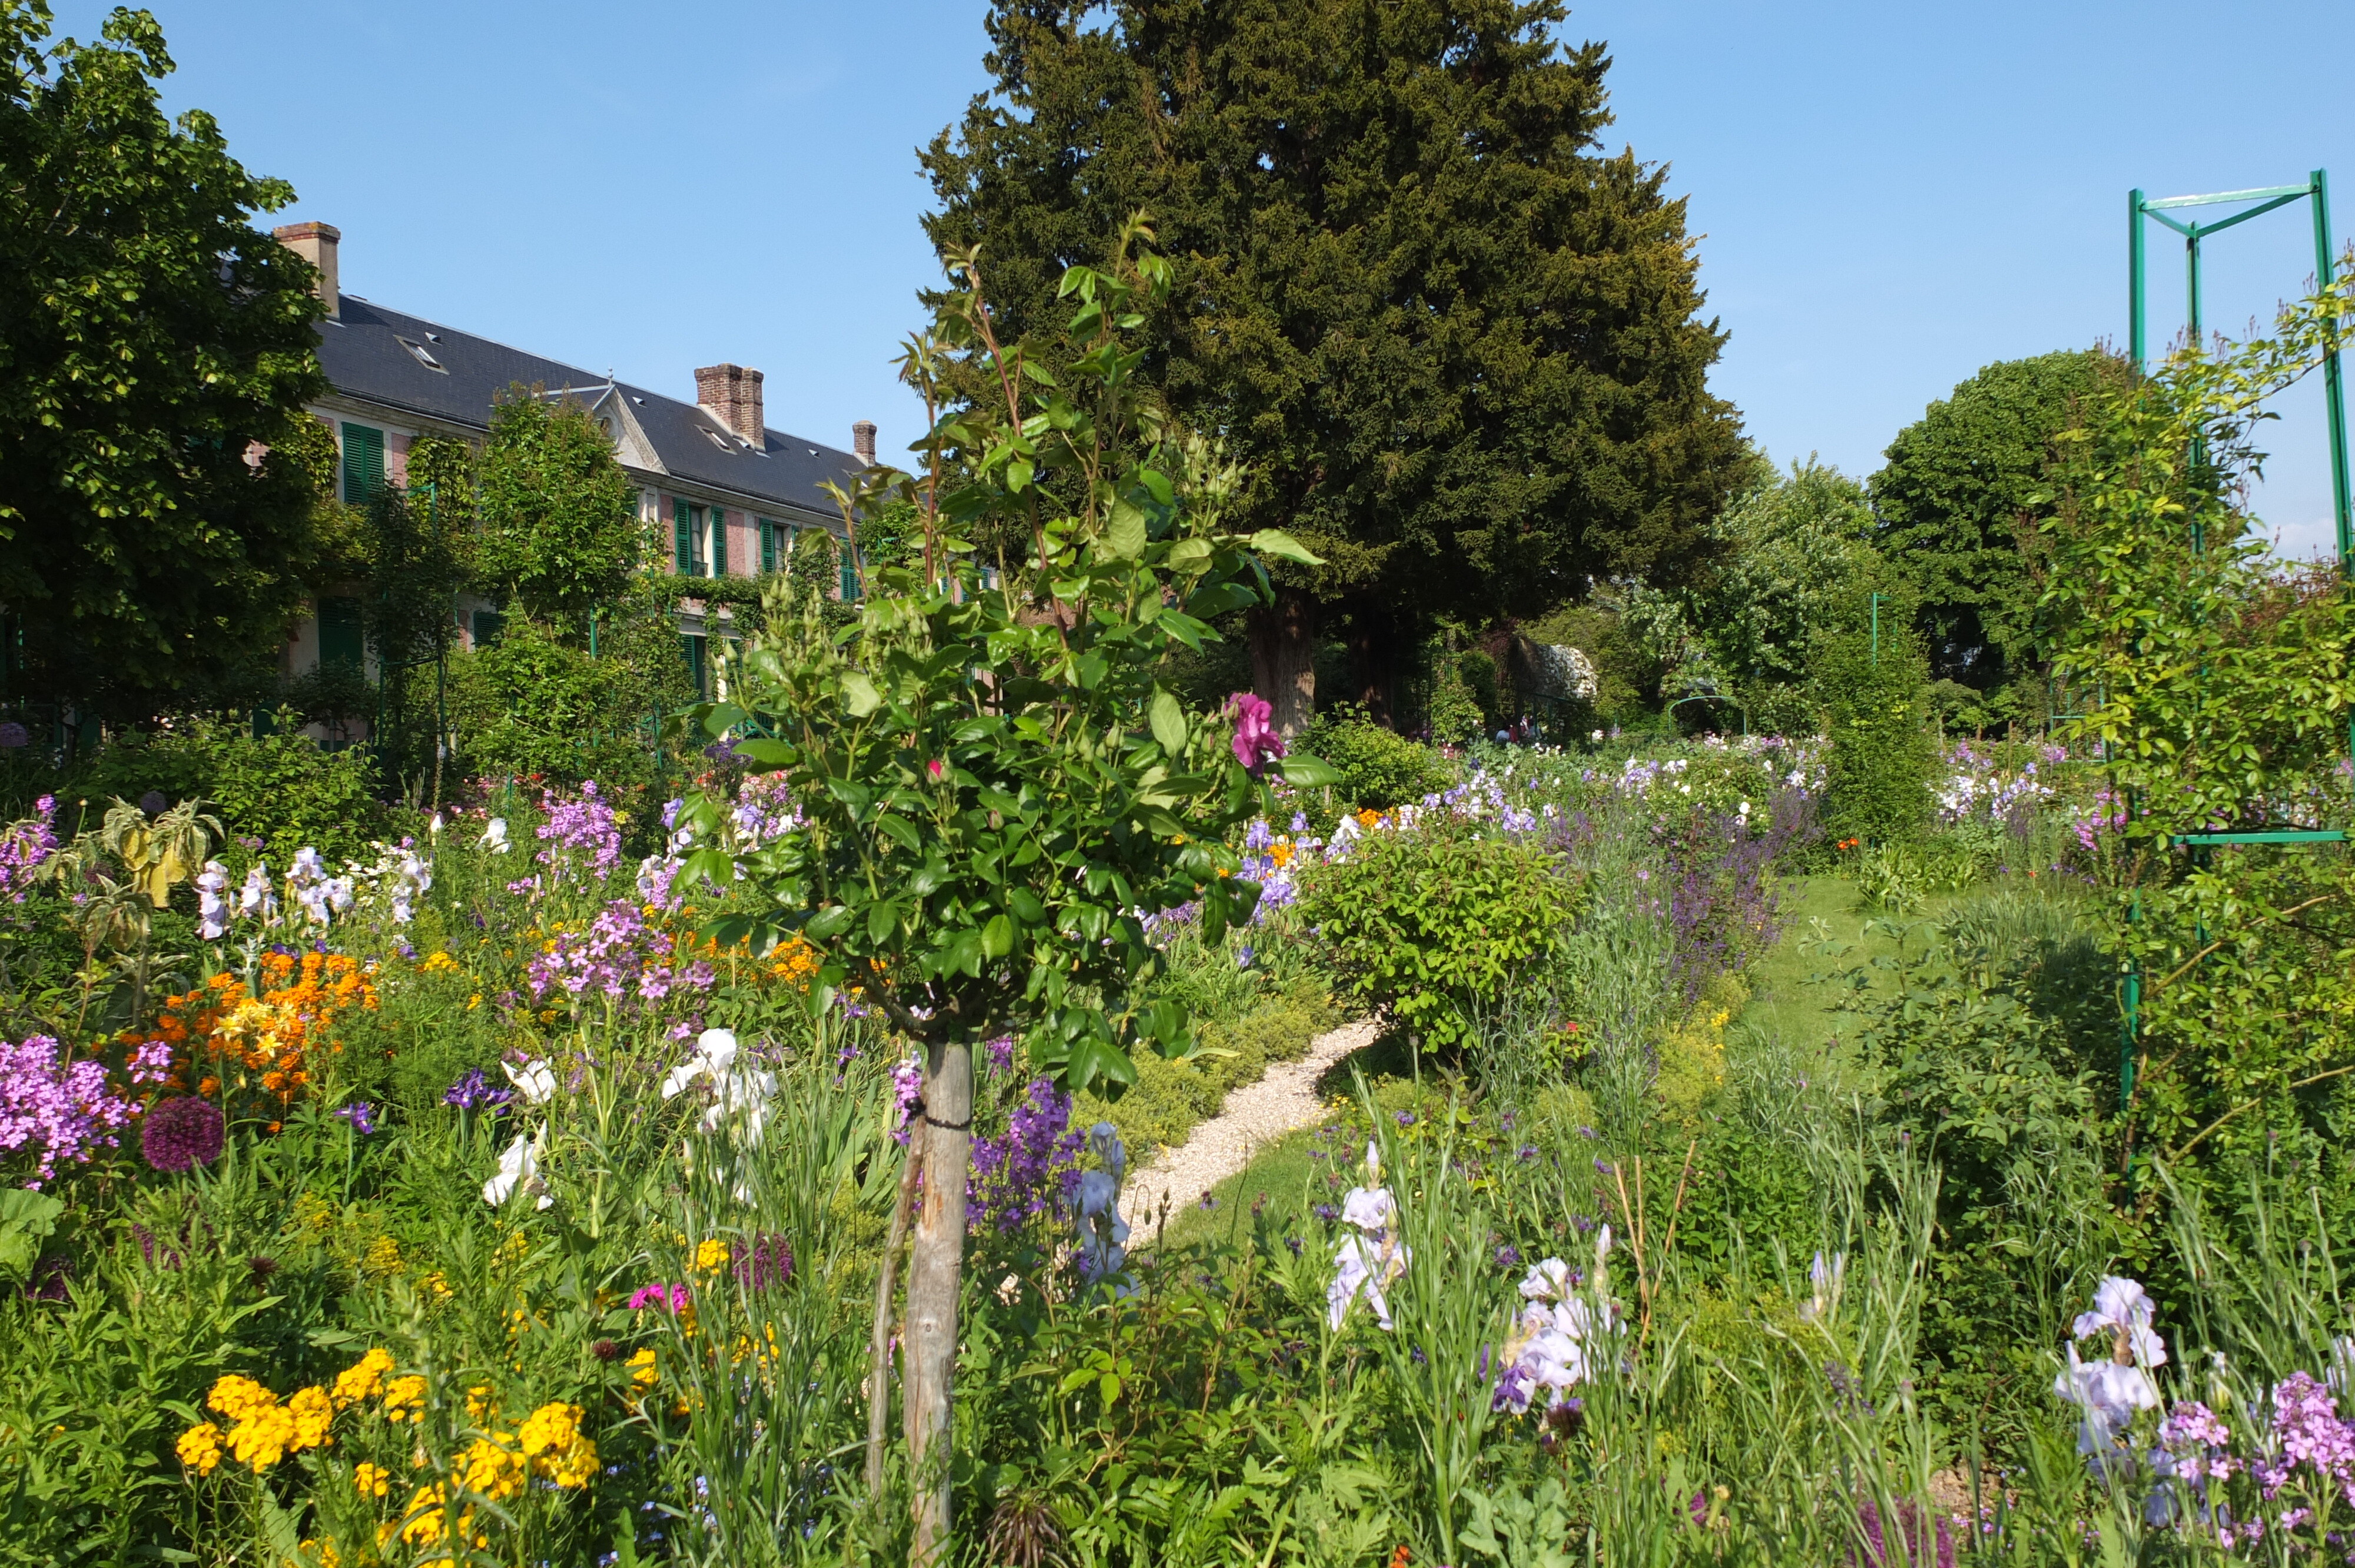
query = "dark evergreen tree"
(921, 0, 1748, 732)
(1869, 348, 2130, 692)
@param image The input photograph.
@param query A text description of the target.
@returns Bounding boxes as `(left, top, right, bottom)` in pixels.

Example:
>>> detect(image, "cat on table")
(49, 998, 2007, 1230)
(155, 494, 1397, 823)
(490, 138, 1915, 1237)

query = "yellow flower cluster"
(391, 1482, 488, 1552)
(182, 1349, 417, 1476)
(374, 1400, 598, 1550)
(420, 949, 461, 973)
(693, 1237, 731, 1274)
(627, 1348, 659, 1388)
(353, 1461, 390, 1499)
(517, 1401, 597, 1488)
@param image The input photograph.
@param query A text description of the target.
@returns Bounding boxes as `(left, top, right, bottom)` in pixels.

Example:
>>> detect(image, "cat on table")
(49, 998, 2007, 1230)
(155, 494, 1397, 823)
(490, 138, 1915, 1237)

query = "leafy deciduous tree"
(1870, 348, 2128, 693)
(474, 388, 642, 640)
(0, 2, 325, 716)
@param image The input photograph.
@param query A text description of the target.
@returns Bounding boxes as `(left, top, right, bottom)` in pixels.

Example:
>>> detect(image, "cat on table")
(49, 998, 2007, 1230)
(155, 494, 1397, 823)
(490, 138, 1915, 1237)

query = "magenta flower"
(628, 1282, 690, 1313)
(141, 1097, 226, 1175)
(1229, 692, 1286, 772)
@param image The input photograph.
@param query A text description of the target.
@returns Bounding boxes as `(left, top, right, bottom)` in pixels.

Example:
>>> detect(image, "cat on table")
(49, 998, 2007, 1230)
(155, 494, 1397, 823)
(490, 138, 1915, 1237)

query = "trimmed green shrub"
(1298, 704, 1453, 811)
(1815, 603, 1933, 845)
(1299, 823, 1578, 1049)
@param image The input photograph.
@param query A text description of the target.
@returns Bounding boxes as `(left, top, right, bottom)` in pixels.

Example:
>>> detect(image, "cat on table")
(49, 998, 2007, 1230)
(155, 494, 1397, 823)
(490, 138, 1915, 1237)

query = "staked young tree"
(0, 3, 326, 720)
(921, 0, 1749, 735)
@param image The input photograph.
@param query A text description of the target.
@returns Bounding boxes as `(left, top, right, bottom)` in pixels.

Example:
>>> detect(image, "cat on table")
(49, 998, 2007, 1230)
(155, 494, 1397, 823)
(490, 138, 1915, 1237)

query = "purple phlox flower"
(533, 782, 623, 883)
(2, 1034, 141, 1186)
(127, 1041, 174, 1085)
(983, 1034, 1016, 1075)
(889, 1057, 924, 1144)
(628, 1282, 691, 1313)
(1855, 1499, 1954, 1568)
(0, 796, 61, 903)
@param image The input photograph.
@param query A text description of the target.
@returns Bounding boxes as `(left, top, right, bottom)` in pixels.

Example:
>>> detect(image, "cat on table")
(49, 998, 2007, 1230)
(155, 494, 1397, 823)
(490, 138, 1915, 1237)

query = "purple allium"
(0, 722, 26, 748)
(1855, 1499, 1953, 1568)
(733, 1233, 795, 1292)
(141, 1097, 226, 1174)
(335, 1101, 378, 1135)
(443, 1069, 513, 1112)
(24, 1253, 72, 1302)
(1395, 1111, 1416, 1128)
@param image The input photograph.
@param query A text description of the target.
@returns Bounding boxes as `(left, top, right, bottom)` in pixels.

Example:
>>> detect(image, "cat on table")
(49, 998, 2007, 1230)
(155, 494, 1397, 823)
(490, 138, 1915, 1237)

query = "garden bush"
(71, 713, 386, 861)
(1296, 703, 1454, 815)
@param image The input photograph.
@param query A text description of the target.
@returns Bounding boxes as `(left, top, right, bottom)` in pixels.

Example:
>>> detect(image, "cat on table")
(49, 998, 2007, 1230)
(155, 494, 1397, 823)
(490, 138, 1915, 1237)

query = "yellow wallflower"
(692, 1237, 731, 1274)
(465, 1384, 497, 1424)
(175, 1421, 224, 1474)
(227, 1404, 298, 1470)
(362, 1234, 404, 1275)
(380, 1375, 426, 1423)
(286, 1386, 335, 1450)
(626, 1348, 658, 1388)
(207, 1373, 276, 1423)
(416, 1270, 454, 1302)
(458, 1434, 525, 1501)
(516, 1401, 578, 1456)
(353, 1461, 391, 1499)
(394, 1483, 484, 1550)
(421, 949, 460, 973)
(332, 1348, 393, 1408)
(294, 1537, 340, 1568)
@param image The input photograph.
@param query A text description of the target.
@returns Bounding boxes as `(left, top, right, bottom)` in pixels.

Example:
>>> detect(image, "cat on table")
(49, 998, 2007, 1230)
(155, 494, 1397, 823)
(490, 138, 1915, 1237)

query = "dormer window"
(395, 335, 446, 372)
(701, 426, 734, 452)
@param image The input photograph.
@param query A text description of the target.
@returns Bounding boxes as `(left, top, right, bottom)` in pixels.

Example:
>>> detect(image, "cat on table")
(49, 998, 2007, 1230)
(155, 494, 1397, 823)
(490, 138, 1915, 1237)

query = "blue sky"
(66, 0, 2355, 557)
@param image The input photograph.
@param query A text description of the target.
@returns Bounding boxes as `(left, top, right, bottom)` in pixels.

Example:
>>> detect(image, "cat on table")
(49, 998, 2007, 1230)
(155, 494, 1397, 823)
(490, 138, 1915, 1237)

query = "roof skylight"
(394, 336, 446, 372)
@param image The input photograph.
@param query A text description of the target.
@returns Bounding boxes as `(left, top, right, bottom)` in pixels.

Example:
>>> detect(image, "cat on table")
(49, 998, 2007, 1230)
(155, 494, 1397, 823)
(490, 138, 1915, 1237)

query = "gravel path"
(1125, 1017, 1380, 1243)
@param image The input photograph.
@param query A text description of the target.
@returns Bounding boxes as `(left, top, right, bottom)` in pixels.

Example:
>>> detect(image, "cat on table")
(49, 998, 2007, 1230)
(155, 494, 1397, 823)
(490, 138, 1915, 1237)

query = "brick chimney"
(273, 221, 340, 319)
(694, 363, 764, 446)
(853, 420, 877, 467)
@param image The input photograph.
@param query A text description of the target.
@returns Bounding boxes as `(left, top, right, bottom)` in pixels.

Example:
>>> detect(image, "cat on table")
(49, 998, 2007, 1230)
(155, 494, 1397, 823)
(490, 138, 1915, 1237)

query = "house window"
(319, 596, 365, 672)
(340, 424, 384, 504)
(758, 519, 780, 575)
(673, 500, 707, 577)
(471, 610, 506, 648)
(840, 552, 861, 602)
(681, 633, 708, 696)
(709, 507, 730, 577)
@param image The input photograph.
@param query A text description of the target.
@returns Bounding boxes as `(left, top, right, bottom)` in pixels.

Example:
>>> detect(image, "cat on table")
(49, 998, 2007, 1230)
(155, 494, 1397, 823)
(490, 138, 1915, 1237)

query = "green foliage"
(0, 2, 326, 714)
(920, 0, 1750, 633)
(685, 227, 1333, 1091)
(71, 713, 384, 860)
(2044, 273, 2355, 1182)
(474, 389, 644, 640)
(1300, 823, 1576, 1049)
(1871, 348, 2127, 690)
(1298, 703, 1454, 814)
(1626, 456, 1885, 731)
(448, 610, 691, 793)
(1816, 592, 1933, 846)
(1078, 973, 1335, 1160)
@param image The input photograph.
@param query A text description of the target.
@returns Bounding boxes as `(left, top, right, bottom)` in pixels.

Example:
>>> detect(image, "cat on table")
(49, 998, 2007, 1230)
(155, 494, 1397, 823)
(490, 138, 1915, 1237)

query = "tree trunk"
(903, 1037, 973, 1564)
(1348, 601, 1401, 729)
(1248, 586, 1318, 740)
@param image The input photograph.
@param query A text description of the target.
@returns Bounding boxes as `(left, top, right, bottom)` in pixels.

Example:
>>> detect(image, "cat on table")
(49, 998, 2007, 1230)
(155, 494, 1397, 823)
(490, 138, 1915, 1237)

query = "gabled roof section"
(313, 295, 860, 522)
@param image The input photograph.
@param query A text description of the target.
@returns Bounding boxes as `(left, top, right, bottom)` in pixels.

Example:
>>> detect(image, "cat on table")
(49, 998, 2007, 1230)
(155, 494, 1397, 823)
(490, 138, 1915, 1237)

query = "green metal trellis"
(2115, 172, 2355, 1117)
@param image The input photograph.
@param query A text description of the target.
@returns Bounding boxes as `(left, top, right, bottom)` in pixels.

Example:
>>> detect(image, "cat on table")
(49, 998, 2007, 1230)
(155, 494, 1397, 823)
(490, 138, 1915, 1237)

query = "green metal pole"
(2187, 230, 2203, 348)
(2130, 188, 2148, 371)
(1869, 592, 1881, 666)
(2315, 170, 2353, 569)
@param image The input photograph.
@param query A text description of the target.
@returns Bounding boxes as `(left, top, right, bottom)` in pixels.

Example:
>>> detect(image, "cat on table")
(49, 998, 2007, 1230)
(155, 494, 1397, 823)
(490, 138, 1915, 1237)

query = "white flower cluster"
(2053, 1275, 2168, 1472)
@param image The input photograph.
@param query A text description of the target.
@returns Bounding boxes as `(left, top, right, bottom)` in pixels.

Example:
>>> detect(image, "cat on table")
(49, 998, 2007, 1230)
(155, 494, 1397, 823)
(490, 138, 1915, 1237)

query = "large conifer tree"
(922, 0, 1748, 731)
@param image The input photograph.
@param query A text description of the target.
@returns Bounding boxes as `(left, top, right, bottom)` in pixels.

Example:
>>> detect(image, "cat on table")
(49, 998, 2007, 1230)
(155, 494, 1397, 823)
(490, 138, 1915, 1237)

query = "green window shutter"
(681, 633, 708, 696)
(758, 519, 778, 576)
(471, 610, 506, 648)
(340, 424, 384, 504)
(319, 596, 365, 672)
(710, 507, 729, 577)
(840, 547, 860, 603)
(673, 499, 693, 573)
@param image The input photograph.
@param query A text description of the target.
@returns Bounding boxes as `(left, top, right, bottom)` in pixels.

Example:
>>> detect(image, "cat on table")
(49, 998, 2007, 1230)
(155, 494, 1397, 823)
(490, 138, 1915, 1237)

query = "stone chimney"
(853, 420, 877, 467)
(694, 363, 764, 445)
(273, 221, 340, 319)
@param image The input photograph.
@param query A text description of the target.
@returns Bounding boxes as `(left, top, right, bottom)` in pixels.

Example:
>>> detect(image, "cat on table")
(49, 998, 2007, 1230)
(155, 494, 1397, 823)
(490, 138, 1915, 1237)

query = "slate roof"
(313, 295, 858, 523)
